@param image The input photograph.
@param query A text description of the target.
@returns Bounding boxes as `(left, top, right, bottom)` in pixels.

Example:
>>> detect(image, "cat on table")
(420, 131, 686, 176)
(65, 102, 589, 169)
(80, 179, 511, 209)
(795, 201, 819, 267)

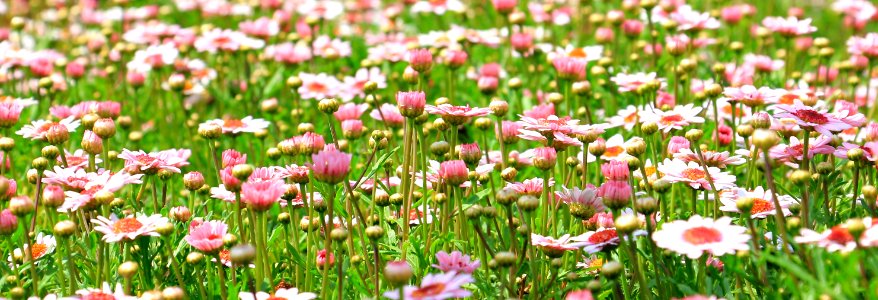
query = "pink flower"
(552, 57, 586, 80)
(720, 85, 785, 107)
(370, 104, 405, 127)
(0, 209, 18, 235)
(532, 147, 557, 170)
(744, 54, 784, 73)
(621, 20, 644, 37)
(0, 102, 23, 128)
(384, 271, 473, 300)
(92, 214, 168, 243)
(667, 136, 691, 154)
(555, 186, 605, 213)
(184, 220, 227, 253)
(424, 104, 492, 125)
(772, 101, 853, 136)
(242, 179, 286, 211)
(16, 117, 80, 141)
(769, 136, 835, 168)
(397, 91, 427, 118)
(265, 42, 312, 64)
(491, 0, 517, 14)
(433, 251, 480, 273)
(333, 103, 369, 121)
(118, 148, 191, 174)
(407, 48, 433, 72)
(510, 32, 534, 53)
(566, 290, 595, 300)
(222, 149, 248, 168)
(847, 33, 878, 59)
(610, 72, 661, 93)
(507, 178, 552, 196)
(200, 116, 270, 135)
(297, 73, 342, 100)
(598, 180, 631, 206)
(310, 145, 351, 185)
(658, 159, 737, 190)
(762, 16, 817, 36)
(438, 160, 469, 185)
(316, 249, 335, 268)
(239, 17, 279, 38)
(601, 160, 629, 181)
(532, 234, 585, 256)
(670, 5, 720, 31)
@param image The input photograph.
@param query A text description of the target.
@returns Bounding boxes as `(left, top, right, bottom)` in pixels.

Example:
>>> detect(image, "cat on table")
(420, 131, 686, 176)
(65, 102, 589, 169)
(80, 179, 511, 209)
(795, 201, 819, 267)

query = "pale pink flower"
(312, 36, 352, 58)
(433, 251, 480, 274)
(638, 104, 705, 133)
(200, 116, 270, 135)
(16, 117, 80, 141)
(772, 100, 853, 136)
(670, 5, 720, 31)
(719, 187, 797, 219)
(118, 149, 191, 174)
(383, 271, 473, 300)
(297, 73, 342, 100)
(653, 215, 749, 259)
(657, 159, 736, 190)
(370, 104, 405, 127)
(241, 179, 286, 211)
(92, 214, 168, 243)
(762, 16, 817, 36)
(610, 72, 662, 93)
(185, 220, 227, 253)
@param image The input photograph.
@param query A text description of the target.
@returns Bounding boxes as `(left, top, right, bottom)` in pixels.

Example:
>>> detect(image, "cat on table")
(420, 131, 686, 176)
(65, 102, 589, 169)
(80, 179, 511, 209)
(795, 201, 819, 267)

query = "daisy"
(653, 215, 750, 259)
(297, 72, 342, 100)
(384, 271, 473, 300)
(570, 228, 621, 254)
(795, 224, 861, 253)
(769, 136, 835, 168)
(265, 42, 313, 65)
(118, 148, 191, 174)
(772, 100, 852, 136)
(410, 0, 466, 15)
(761, 16, 817, 36)
(847, 33, 878, 58)
(718, 187, 797, 219)
(670, 5, 720, 31)
(42, 166, 92, 190)
(91, 214, 169, 243)
(340, 67, 387, 101)
(609, 105, 641, 130)
(194, 29, 264, 53)
(547, 45, 604, 63)
(239, 288, 317, 300)
(555, 186, 605, 218)
(61, 149, 101, 170)
(531, 234, 585, 257)
(370, 104, 405, 128)
(10, 233, 55, 262)
(610, 72, 662, 93)
(638, 104, 705, 133)
(296, 0, 344, 20)
(312, 36, 352, 58)
(673, 149, 746, 168)
(743, 54, 784, 73)
(433, 251, 480, 274)
(720, 85, 785, 107)
(834, 142, 878, 162)
(424, 104, 492, 125)
(200, 116, 270, 135)
(507, 178, 552, 196)
(658, 159, 736, 191)
(75, 282, 136, 300)
(60, 171, 144, 212)
(16, 117, 80, 141)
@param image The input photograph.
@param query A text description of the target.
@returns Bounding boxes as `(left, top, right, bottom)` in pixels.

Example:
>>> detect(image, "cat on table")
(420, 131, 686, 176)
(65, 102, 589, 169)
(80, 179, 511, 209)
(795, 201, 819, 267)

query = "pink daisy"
(653, 215, 749, 259)
(91, 214, 169, 243)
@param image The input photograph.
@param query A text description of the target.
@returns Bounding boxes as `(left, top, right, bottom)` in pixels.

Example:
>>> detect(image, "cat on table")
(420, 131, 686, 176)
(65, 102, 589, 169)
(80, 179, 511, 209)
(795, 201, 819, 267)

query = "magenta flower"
(310, 145, 352, 185)
(424, 104, 492, 125)
(185, 220, 228, 253)
(773, 101, 852, 136)
(433, 251, 480, 274)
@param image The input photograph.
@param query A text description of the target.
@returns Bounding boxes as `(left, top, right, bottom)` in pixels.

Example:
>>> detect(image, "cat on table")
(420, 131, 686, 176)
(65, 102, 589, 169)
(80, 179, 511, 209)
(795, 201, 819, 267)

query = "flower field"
(0, 0, 877, 299)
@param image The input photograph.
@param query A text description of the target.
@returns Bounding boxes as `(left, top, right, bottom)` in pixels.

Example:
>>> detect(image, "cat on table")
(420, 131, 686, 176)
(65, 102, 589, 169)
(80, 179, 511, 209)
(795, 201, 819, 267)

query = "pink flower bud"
(407, 49, 433, 73)
(396, 91, 426, 118)
(601, 160, 629, 181)
(0, 209, 17, 235)
(667, 136, 690, 154)
(439, 160, 469, 185)
(532, 147, 558, 170)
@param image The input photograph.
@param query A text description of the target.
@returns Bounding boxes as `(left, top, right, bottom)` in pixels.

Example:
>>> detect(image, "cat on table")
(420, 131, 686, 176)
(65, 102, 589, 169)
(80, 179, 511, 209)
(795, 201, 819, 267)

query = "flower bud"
(118, 261, 139, 278)
(752, 129, 780, 150)
(230, 243, 256, 265)
(93, 118, 116, 139)
(384, 260, 414, 286)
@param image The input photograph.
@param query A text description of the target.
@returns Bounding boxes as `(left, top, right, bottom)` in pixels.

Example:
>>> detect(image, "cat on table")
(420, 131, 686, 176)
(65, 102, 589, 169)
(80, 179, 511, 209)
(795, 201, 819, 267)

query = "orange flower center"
(604, 146, 623, 157)
(826, 226, 854, 244)
(31, 243, 47, 259)
(411, 283, 447, 298)
(267, 297, 287, 300)
(219, 249, 231, 262)
(307, 82, 328, 93)
(682, 168, 706, 181)
(588, 229, 618, 243)
(568, 48, 588, 58)
(682, 226, 723, 245)
(659, 114, 685, 125)
(113, 218, 143, 234)
(750, 198, 773, 214)
(223, 119, 244, 129)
